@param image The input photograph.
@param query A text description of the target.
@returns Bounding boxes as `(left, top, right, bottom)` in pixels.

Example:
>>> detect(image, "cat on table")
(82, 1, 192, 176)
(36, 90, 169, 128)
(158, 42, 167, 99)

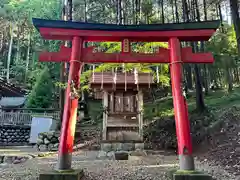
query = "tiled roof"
(0, 78, 27, 97)
(0, 97, 26, 107)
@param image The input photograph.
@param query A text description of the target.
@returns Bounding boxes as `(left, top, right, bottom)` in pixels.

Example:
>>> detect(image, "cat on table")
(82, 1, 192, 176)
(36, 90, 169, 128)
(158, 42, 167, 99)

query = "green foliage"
(144, 87, 240, 122)
(80, 41, 170, 91)
(26, 67, 54, 109)
(206, 24, 238, 66)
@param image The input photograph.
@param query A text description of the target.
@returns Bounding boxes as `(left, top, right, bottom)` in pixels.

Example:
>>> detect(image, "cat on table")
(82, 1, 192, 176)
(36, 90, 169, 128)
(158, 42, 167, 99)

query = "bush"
(26, 67, 54, 109)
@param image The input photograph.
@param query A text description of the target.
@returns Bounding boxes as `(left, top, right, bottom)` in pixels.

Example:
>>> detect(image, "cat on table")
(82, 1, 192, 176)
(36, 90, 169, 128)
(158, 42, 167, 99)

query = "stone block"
(135, 143, 144, 150)
(97, 151, 107, 160)
(107, 151, 115, 160)
(101, 143, 112, 152)
(122, 143, 134, 151)
(39, 169, 84, 180)
(173, 172, 212, 180)
(112, 143, 122, 151)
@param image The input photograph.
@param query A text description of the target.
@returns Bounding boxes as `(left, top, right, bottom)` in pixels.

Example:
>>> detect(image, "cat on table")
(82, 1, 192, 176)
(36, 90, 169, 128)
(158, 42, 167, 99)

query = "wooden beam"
(39, 46, 214, 64)
(39, 27, 216, 42)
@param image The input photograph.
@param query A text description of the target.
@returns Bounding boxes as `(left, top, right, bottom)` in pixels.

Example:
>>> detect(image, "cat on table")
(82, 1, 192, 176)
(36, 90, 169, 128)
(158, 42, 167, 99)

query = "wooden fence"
(0, 111, 60, 125)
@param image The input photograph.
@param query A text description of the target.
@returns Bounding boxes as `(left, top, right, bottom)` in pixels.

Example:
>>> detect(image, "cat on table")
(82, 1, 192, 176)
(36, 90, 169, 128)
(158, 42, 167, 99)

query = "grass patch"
(167, 169, 208, 179)
(174, 170, 204, 175)
(144, 88, 240, 121)
(87, 88, 240, 122)
(37, 152, 56, 157)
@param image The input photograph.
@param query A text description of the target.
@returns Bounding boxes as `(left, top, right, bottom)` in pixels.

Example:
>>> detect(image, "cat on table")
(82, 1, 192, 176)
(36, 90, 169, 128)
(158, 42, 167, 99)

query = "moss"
(38, 152, 56, 157)
(174, 170, 204, 175)
(167, 169, 207, 179)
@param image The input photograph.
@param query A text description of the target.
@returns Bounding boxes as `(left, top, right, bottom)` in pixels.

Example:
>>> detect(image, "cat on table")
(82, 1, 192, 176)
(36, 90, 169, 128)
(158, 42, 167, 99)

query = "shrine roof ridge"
(32, 18, 220, 32)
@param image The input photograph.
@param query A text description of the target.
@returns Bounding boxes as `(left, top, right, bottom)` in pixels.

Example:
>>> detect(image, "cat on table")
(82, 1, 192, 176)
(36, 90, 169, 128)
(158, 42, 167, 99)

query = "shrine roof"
(89, 72, 155, 86)
(0, 78, 27, 97)
(0, 97, 26, 107)
(32, 18, 220, 42)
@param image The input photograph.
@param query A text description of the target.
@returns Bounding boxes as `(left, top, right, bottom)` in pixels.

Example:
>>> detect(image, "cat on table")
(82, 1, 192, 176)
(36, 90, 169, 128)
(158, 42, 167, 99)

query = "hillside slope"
(143, 89, 240, 178)
(196, 106, 240, 177)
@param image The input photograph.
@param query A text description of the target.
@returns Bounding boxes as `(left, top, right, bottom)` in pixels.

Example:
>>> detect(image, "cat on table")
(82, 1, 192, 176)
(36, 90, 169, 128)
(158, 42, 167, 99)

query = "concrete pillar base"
(172, 171, 212, 180)
(39, 169, 84, 180)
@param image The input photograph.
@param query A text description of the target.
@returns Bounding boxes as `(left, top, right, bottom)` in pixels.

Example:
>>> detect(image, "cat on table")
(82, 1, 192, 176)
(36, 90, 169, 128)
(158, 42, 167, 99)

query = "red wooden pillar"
(57, 36, 83, 170)
(169, 38, 195, 170)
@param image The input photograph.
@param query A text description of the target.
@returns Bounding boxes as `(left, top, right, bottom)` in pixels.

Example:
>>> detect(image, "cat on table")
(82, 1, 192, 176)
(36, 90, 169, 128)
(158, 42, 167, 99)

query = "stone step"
(101, 142, 144, 151)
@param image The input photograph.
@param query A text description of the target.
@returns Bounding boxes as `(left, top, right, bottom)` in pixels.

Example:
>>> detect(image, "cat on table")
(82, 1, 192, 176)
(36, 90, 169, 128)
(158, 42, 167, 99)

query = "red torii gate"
(32, 18, 220, 173)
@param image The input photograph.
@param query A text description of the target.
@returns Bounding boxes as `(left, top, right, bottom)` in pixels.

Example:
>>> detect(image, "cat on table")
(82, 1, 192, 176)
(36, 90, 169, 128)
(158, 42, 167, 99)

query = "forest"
(0, 0, 240, 114)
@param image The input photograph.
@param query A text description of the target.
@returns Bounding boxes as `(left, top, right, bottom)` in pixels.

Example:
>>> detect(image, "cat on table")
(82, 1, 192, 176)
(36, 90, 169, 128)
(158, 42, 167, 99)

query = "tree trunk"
(200, 41, 209, 95)
(185, 64, 193, 89)
(226, 67, 233, 92)
(233, 68, 240, 83)
(25, 32, 31, 84)
(193, 0, 206, 111)
(182, 0, 192, 92)
(117, 0, 122, 24)
(132, 0, 136, 24)
(84, 0, 87, 22)
(135, 0, 141, 24)
(16, 38, 20, 64)
(0, 32, 3, 51)
(236, 67, 240, 83)
(229, 0, 240, 53)
(161, 0, 164, 23)
(194, 64, 205, 111)
(6, 23, 14, 83)
(171, 1, 175, 22)
(174, 0, 179, 22)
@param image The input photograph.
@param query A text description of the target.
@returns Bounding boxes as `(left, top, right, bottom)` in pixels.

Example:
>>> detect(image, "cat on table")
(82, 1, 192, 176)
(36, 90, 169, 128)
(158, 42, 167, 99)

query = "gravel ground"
(0, 151, 237, 180)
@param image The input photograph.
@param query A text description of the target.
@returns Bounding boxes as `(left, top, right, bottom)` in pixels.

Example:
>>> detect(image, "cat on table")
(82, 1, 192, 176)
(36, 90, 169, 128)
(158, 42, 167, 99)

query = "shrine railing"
(0, 111, 60, 125)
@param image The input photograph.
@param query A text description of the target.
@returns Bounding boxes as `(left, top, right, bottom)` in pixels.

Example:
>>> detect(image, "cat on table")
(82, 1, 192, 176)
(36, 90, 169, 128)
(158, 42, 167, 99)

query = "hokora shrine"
(32, 18, 220, 180)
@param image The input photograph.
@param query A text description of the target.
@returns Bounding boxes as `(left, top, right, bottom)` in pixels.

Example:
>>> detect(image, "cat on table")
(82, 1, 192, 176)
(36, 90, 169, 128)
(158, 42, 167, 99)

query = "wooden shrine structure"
(32, 17, 220, 178)
(89, 71, 154, 144)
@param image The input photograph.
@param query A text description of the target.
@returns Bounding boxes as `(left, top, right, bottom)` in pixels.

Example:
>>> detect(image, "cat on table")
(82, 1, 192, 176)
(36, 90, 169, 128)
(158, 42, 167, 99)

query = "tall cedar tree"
(26, 67, 53, 109)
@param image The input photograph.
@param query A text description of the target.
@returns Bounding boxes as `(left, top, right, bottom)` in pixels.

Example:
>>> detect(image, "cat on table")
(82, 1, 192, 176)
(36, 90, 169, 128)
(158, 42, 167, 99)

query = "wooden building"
(89, 72, 154, 146)
(0, 78, 27, 110)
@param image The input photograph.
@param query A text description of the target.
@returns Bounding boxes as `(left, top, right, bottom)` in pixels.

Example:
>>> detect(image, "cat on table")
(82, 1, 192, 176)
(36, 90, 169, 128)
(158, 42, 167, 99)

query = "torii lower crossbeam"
(39, 46, 214, 64)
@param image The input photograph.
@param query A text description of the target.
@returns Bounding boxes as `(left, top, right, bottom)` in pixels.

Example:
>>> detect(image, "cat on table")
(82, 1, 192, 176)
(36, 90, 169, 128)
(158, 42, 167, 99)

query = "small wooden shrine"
(89, 71, 154, 147)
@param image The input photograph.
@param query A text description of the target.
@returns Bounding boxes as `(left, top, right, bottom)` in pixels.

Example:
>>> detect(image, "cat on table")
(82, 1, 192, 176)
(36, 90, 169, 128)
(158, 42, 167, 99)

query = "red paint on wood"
(58, 37, 83, 156)
(39, 27, 216, 42)
(169, 38, 193, 155)
(39, 47, 214, 64)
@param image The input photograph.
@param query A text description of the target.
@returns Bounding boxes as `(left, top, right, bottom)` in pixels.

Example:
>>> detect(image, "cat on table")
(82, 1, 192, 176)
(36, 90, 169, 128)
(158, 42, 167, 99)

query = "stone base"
(173, 172, 212, 180)
(39, 169, 84, 180)
(101, 142, 144, 152)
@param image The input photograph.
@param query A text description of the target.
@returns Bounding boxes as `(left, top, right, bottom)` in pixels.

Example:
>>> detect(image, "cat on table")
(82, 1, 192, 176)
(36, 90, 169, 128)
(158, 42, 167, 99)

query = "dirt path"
(0, 150, 237, 180)
(0, 151, 176, 180)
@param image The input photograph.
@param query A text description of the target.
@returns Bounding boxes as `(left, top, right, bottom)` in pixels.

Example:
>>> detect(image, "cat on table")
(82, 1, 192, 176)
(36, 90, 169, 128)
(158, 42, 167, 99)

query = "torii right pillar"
(169, 38, 194, 170)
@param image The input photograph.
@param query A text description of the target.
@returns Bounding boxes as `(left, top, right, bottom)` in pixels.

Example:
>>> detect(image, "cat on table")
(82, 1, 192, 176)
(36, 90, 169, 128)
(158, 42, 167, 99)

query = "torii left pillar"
(169, 38, 194, 170)
(57, 36, 83, 170)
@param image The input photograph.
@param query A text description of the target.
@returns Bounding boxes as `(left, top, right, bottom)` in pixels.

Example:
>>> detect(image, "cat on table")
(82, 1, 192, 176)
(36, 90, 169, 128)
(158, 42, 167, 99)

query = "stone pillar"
(137, 90, 143, 140)
(102, 90, 108, 140)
